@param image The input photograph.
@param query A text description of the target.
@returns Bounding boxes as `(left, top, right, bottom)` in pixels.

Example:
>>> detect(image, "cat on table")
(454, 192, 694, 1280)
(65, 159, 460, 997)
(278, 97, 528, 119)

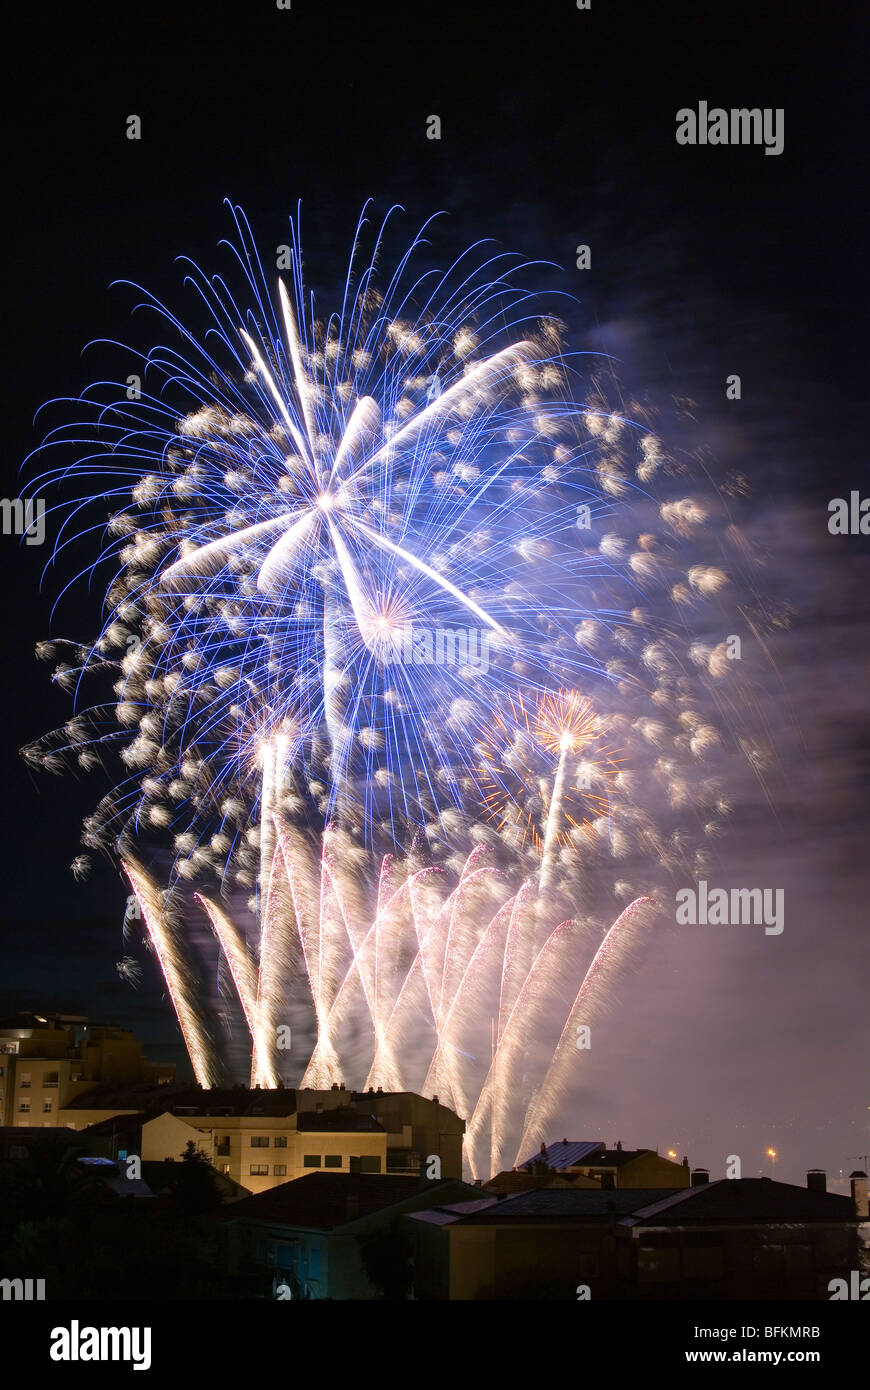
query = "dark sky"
(2, 1, 868, 1183)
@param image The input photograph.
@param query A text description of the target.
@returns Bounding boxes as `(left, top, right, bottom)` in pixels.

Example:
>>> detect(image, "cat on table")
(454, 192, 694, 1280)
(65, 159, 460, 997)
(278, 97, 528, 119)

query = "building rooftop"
(64, 1082, 189, 1111)
(515, 1141, 682, 1172)
(516, 1140, 605, 1170)
(214, 1172, 476, 1230)
(621, 1179, 858, 1226)
(485, 1168, 602, 1194)
(471, 1188, 675, 1220)
(78, 1113, 148, 1136)
(0, 1125, 85, 1149)
(408, 1179, 861, 1229)
(64, 1084, 302, 1116)
(295, 1109, 384, 1133)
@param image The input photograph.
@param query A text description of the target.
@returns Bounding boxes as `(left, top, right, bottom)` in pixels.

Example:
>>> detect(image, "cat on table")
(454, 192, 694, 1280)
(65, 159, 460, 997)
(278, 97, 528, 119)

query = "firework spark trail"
(538, 739, 570, 899)
(421, 857, 509, 1114)
(463, 916, 583, 1176)
(30, 200, 758, 881)
(27, 205, 781, 1176)
(196, 890, 263, 1076)
(421, 887, 514, 1124)
(514, 894, 657, 1164)
(123, 859, 218, 1087)
(188, 828, 653, 1174)
(361, 863, 454, 1091)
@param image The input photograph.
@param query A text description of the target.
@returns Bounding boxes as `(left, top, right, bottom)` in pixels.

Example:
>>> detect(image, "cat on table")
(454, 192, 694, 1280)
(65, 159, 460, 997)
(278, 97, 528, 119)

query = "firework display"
(25, 203, 770, 1172)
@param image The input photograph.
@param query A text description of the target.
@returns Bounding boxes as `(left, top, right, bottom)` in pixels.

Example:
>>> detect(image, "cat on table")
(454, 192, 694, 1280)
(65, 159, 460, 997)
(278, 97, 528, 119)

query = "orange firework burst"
(477, 689, 622, 851)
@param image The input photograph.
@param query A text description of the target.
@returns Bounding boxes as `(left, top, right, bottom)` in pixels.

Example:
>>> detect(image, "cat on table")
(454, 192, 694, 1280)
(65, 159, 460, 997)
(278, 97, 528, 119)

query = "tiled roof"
(79, 1112, 148, 1135)
(516, 1141, 604, 1170)
(621, 1179, 858, 1225)
(64, 1082, 190, 1111)
(213, 1172, 478, 1230)
(295, 1109, 384, 1133)
(407, 1198, 500, 1226)
(67, 1084, 300, 1116)
(0, 1125, 84, 1146)
(485, 1169, 602, 1193)
(592, 1148, 650, 1167)
(411, 1188, 675, 1224)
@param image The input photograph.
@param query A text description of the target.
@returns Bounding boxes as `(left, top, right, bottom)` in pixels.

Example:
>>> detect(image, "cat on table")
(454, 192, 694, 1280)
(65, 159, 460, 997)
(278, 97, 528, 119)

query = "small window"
(20, 1074, 31, 1089)
(18, 1101, 30, 1113)
(42, 1102, 52, 1113)
(274, 1136, 288, 1149)
(303, 1155, 321, 1168)
(273, 1164, 287, 1177)
(250, 1136, 270, 1148)
(324, 1154, 342, 1168)
(250, 1163, 269, 1176)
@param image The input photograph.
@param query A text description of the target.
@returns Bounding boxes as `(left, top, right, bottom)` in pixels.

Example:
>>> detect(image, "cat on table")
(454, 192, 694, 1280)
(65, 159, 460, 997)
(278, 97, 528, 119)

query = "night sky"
(3, 1, 867, 1184)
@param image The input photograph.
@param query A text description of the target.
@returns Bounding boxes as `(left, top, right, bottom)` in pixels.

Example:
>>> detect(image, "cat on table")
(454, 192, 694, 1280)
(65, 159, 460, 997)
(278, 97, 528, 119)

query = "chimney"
(691, 1168, 710, 1186)
(432, 1094, 439, 1105)
(806, 1169, 827, 1194)
(615, 1140, 622, 1152)
(540, 1143, 546, 1156)
(849, 1170, 868, 1218)
(562, 1138, 568, 1145)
